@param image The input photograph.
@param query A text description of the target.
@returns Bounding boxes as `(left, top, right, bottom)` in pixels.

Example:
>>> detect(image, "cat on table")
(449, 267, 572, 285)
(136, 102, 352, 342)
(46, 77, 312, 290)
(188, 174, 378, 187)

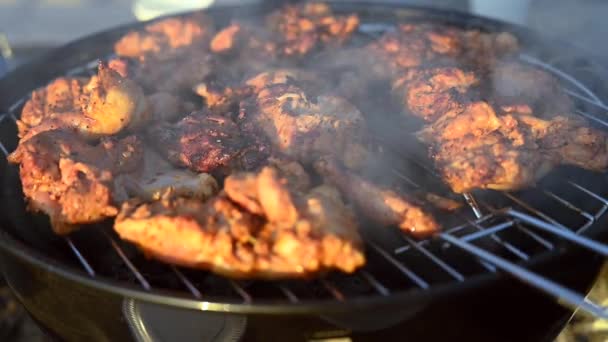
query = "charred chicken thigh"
(18, 62, 149, 142)
(114, 14, 214, 61)
(148, 110, 271, 176)
(115, 166, 365, 279)
(314, 156, 440, 238)
(243, 69, 370, 170)
(7, 130, 143, 234)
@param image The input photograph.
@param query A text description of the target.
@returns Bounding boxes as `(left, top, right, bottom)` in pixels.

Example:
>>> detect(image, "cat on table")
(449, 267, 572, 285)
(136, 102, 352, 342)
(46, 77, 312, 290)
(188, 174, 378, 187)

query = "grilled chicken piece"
(209, 22, 278, 70)
(314, 156, 440, 238)
(17, 77, 87, 137)
(416, 101, 502, 143)
(430, 132, 556, 193)
(419, 109, 608, 192)
(147, 110, 270, 176)
(114, 15, 214, 60)
(513, 114, 608, 171)
(115, 166, 365, 279)
(392, 67, 480, 122)
(223, 157, 311, 217)
(210, 2, 358, 60)
(19, 63, 149, 142)
(243, 70, 370, 169)
(420, 192, 463, 211)
(266, 2, 359, 57)
(369, 23, 518, 73)
(7, 130, 143, 234)
(384, 40, 608, 193)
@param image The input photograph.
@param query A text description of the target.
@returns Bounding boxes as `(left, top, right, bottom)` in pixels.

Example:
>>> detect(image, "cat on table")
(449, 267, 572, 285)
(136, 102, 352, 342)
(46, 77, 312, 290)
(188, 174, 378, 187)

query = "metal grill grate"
(2, 26, 608, 318)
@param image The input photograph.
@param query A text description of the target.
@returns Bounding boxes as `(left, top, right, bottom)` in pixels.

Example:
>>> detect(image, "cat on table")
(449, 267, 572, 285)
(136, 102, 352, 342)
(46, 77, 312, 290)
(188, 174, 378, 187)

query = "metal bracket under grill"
(2, 43, 608, 318)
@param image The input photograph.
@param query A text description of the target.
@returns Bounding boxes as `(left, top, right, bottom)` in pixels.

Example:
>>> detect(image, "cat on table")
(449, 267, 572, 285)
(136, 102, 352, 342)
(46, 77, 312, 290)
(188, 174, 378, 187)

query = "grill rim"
(0, 1, 607, 314)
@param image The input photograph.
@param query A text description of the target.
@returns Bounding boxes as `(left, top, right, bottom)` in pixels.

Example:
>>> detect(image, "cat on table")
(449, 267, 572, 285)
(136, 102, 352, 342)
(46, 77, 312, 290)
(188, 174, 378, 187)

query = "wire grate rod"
(360, 270, 390, 296)
(460, 220, 514, 243)
(0, 141, 8, 157)
(368, 241, 429, 289)
(64, 237, 96, 276)
(229, 281, 252, 303)
(478, 200, 555, 250)
(467, 218, 529, 260)
(568, 181, 608, 207)
(507, 209, 608, 256)
(321, 279, 345, 301)
(402, 236, 465, 281)
(277, 284, 299, 303)
(102, 231, 151, 290)
(394, 221, 471, 254)
(463, 192, 483, 218)
(543, 189, 595, 223)
(171, 266, 202, 299)
(575, 110, 608, 129)
(565, 88, 608, 112)
(7, 97, 25, 116)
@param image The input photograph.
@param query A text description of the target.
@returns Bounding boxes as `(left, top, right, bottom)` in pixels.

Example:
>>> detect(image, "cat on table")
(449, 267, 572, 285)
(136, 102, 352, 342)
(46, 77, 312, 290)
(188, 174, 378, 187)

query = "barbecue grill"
(1, 2, 608, 341)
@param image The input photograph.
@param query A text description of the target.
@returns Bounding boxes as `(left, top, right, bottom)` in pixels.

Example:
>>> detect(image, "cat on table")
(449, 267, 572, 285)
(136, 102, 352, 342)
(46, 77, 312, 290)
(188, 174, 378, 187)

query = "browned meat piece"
(115, 166, 365, 279)
(210, 2, 358, 59)
(147, 110, 270, 176)
(266, 2, 359, 57)
(542, 116, 608, 171)
(416, 101, 502, 143)
(416, 96, 608, 192)
(18, 63, 149, 142)
(513, 115, 608, 171)
(430, 132, 556, 193)
(209, 22, 277, 65)
(114, 15, 214, 60)
(243, 70, 370, 169)
(107, 58, 131, 77)
(386, 43, 608, 193)
(193, 78, 254, 115)
(18, 77, 87, 137)
(194, 68, 327, 118)
(225, 166, 299, 224)
(369, 23, 518, 73)
(223, 157, 312, 217)
(392, 67, 480, 122)
(314, 156, 440, 238)
(7, 130, 143, 234)
(420, 192, 463, 211)
(460, 30, 519, 69)
(369, 23, 463, 72)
